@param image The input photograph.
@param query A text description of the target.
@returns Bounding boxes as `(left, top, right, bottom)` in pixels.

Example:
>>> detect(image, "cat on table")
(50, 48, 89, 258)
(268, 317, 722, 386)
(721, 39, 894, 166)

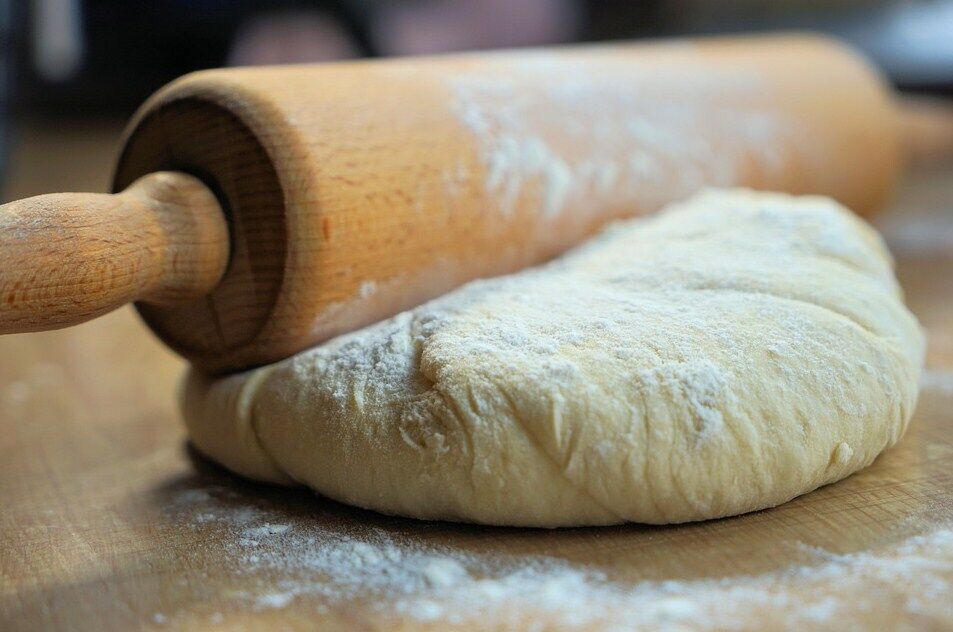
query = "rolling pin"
(0, 34, 905, 373)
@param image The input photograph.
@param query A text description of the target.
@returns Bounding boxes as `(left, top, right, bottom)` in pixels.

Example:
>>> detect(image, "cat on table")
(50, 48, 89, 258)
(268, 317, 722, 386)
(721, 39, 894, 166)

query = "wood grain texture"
(114, 34, 901, 373)
(1, 123, 951, 631)
(0, 172, 228, 333)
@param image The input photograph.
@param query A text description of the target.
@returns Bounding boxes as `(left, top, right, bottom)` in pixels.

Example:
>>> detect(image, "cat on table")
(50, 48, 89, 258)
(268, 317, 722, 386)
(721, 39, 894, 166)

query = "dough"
(182, 189, 924, 527)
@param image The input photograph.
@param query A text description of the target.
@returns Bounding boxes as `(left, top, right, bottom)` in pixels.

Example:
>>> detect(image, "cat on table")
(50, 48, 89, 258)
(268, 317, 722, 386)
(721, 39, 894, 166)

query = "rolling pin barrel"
(2, 35, 902, 373)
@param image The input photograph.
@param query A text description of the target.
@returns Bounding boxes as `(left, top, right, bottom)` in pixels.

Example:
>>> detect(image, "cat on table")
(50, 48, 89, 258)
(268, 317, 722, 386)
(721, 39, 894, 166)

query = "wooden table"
(2, 120, 952, 631)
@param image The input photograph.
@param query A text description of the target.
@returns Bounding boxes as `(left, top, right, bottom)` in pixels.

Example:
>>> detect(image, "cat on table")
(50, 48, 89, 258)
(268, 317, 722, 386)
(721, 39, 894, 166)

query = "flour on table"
(160, 485, 953, 630)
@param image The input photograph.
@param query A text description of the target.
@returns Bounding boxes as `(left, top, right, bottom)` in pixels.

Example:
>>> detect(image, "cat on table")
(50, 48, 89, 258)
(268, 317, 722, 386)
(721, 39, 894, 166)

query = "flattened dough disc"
(183, 189, 924, 527)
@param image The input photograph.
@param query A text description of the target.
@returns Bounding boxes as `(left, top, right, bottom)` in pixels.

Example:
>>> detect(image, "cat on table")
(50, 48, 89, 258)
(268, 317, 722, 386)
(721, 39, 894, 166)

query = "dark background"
(1, 0, 952, 186)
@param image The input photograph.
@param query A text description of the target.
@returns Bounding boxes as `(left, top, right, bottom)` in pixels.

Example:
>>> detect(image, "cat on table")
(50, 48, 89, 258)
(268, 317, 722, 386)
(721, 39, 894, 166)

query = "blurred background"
(1, 0, 953, 198)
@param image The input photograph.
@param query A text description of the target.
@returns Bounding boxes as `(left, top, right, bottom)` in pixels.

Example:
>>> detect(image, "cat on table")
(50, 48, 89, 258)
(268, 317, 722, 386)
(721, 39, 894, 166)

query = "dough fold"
(182, 189, 924, 526)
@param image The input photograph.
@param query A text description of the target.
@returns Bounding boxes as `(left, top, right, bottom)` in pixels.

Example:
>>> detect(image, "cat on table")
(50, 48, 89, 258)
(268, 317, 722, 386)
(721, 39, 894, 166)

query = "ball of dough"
(182, 189, 924, 527)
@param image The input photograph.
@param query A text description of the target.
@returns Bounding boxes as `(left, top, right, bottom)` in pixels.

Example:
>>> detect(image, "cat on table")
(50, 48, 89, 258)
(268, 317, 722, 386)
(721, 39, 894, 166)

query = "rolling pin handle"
(0, 171, 230, 334)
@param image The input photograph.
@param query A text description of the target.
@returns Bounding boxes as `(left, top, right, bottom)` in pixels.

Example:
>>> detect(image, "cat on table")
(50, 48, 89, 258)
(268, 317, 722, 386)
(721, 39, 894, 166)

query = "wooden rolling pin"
(0, 34, 905, 373)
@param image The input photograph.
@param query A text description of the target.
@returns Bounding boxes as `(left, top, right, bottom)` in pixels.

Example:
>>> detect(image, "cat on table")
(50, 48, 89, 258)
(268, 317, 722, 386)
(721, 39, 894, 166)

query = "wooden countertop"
(1, 120, 952, 631)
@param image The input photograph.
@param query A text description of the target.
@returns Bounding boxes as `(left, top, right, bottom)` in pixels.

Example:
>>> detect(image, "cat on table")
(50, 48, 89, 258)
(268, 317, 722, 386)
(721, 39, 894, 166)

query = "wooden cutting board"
(1, 123, 952, 631)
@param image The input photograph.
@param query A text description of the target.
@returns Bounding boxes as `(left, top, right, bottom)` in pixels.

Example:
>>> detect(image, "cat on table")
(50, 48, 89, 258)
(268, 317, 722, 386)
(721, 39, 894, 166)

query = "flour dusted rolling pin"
(0, 35, 904, 373)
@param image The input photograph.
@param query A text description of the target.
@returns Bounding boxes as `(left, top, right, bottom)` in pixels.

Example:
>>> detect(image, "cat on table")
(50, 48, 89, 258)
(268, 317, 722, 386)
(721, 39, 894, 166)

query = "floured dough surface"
(182, 189, 923, 527)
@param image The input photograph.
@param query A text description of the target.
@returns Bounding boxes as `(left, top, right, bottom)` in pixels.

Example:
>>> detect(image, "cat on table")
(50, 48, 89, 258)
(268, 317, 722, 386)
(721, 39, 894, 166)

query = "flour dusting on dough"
(183, 189, 924, 527)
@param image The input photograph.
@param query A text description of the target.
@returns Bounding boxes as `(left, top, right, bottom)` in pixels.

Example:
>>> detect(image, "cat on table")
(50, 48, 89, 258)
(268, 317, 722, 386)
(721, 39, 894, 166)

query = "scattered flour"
(165, 485, 953, 629)
(1, 363, 67, 405)
(254, 592, 296, 610)
(447, 52, 798, 218)
(358, 280, 378, 299)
